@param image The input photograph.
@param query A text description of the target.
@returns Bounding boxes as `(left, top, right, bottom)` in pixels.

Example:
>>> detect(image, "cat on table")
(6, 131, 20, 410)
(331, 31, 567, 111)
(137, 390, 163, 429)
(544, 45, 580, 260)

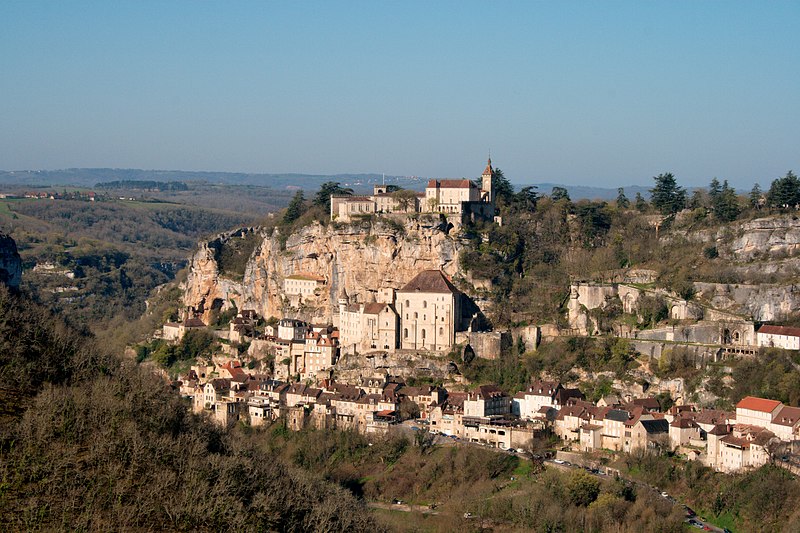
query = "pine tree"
(616, 188, 630, 209)
(634, 192, 648, 212)
(650, 173, 686, 215)
(767, 171, 800, 210)
(749, 184, 763, 209)
(283, 190, 305, 224)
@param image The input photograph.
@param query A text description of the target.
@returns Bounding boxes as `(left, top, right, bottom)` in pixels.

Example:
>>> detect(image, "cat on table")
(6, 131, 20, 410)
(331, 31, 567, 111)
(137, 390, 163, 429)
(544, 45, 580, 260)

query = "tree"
(767, 171, 800, 210)
(390, 189, 418, 212)
(551, 186, 570, 202)
(567, 469, 601, 506)
(313, 182, 353, 212)
(512, 186, 539, 211)
(616, 188, 630, 209)
(634, 192, 648, 212)
(749, 183, 763, 209)
(492, 168, 515, 205)
(712, 180, 740, 222)
(283, 190, 306, 224)
(650, 173, 686, 215)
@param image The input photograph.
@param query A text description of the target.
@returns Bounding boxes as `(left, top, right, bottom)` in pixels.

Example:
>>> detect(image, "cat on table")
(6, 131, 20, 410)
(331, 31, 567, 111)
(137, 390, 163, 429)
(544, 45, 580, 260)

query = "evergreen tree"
(492, 168, 515, 204)
(712, 180, 740, 222)
(749, 183, 763, 209)
(616, 187, 630, 208)
(283, 190, 305, 224)
(313, 182, 353, 212)
(649, 172, 686, 215)
(551, 186, 570, 202)
(767, 171, 800, 210)
(634, 192, 648, 212)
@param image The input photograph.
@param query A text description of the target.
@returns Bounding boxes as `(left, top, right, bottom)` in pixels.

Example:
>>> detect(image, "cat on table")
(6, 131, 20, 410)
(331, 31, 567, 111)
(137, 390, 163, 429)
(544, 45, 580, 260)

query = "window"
(414, 312, 418, 319)
(439, 327, 443, 336)
(421, 329, 426, 339)
(405, 300, 410, 307)
(423, 300, 427, 308)
(404, 328, 408, 339)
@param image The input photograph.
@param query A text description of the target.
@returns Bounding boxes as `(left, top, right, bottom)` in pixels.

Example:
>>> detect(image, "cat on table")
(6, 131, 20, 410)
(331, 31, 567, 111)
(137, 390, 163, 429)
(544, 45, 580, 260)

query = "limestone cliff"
(184, 218, 470, 324)
(0, 233, 22, 289)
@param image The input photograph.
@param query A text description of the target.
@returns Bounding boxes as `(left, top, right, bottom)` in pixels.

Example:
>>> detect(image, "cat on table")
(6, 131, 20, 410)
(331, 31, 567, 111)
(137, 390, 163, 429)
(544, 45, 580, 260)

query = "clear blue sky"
(1, 1, 798, 189)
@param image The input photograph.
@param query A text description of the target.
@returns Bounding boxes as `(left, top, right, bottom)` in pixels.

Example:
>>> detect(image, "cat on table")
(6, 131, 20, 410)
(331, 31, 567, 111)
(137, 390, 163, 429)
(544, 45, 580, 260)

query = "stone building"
(396, 270, 462, 351)
(338, 287, 400, 354)
(330, 159, 496, 225)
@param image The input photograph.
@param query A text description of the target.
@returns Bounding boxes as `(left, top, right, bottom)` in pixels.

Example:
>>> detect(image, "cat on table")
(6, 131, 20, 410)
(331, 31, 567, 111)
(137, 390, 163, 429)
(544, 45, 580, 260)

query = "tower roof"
(398, 270, 458, 294)
(482, 157, 493, 177)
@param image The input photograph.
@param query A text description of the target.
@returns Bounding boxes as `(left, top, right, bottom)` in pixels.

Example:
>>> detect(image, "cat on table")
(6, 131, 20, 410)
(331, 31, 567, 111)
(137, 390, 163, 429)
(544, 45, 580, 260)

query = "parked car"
(507, 448, 517, 453)
(554, 459, 565, 464)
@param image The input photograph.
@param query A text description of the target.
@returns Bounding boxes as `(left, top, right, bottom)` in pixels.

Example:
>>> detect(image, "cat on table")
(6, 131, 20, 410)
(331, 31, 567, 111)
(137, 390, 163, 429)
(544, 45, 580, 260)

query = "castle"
(330, 158, 497, 226)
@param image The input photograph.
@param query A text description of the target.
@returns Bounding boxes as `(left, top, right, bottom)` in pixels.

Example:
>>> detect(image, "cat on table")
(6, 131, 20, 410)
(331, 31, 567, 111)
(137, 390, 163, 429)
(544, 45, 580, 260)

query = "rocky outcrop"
(184, 218, 471, 324)
(0, 233, 22, 289)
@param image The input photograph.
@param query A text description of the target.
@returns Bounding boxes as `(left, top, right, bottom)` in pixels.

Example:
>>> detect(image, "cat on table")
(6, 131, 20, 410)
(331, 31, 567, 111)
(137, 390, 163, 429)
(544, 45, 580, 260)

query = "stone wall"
(455, 331, 512, 359)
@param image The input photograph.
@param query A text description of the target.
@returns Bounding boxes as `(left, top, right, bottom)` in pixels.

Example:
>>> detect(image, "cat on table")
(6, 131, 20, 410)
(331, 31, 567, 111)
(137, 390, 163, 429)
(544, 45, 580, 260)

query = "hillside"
(0, 193, 263, 347)
(0, 284, 380, 531)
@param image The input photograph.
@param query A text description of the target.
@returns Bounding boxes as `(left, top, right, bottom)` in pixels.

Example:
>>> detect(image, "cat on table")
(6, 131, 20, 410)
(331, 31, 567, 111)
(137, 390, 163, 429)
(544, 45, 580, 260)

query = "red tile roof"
(758, 325, 800, 337)
(736, 396, 782, 413)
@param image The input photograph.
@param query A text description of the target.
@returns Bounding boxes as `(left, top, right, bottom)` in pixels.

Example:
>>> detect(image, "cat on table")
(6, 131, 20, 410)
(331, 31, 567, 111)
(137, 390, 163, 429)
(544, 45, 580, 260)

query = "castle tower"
(337, 285, 349, 315)
(481, 157, 494, 204)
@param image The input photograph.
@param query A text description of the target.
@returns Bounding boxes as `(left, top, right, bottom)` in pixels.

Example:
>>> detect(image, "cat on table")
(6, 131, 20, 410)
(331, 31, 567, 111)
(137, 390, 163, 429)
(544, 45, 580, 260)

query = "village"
(165, 268, 800, 476)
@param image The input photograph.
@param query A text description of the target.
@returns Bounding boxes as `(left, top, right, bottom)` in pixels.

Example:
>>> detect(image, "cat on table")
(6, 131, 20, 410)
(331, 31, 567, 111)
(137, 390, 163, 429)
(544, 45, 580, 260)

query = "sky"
(1, 1, 798, 189)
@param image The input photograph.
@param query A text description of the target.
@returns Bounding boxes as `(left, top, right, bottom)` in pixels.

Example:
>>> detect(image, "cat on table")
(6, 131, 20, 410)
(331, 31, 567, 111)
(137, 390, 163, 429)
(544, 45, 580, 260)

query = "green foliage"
(491, 167, 515, 204)
(283, 190, 306, 224)
(214, 231, 262, 280)
(767, 171, 800, 210)
(550, 186, 571, 202)
(650, 172, 686, 215)
(313, 181, 353, 212)
(709, 178, 741, 222)
(616, 187, 630, 208)
(567, 469, 601, 506)
(0, 289, 380, 532)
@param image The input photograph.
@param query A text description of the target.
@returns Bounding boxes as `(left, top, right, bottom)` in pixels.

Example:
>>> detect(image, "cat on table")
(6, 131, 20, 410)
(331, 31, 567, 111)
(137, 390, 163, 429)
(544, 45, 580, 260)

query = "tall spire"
(483, 156, 493, 177)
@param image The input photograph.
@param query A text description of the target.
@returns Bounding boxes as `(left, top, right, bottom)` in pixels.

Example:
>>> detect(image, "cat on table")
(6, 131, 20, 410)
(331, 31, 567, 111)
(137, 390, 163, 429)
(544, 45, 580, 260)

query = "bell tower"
(481, 157, 494, 204)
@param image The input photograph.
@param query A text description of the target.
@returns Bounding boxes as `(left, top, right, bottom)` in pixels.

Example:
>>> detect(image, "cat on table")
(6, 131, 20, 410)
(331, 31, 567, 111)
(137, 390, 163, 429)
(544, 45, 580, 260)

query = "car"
(684, 506, 696, 518)
(554, 459, 566, 464)
(703, 526, 711, 531)
(507, 448, 517, 453)
(463, 512, 473, 519)
(661, 491, 669, 498)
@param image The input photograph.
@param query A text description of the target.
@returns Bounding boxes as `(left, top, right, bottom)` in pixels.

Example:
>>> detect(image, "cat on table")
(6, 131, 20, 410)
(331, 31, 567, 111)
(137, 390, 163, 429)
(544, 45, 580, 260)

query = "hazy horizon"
(2, 1, 798, 189)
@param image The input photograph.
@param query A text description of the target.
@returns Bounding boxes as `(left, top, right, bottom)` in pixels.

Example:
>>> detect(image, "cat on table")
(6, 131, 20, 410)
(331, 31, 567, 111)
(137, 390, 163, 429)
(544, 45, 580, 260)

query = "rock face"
(0, 233, 22, 289)
(184, 218, 469, 324)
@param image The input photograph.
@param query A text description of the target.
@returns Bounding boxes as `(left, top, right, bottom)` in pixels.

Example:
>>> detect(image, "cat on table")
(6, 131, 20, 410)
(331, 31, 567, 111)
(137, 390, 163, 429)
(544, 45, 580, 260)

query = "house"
(770, 405, 800, 441)
(717, 425, 776, 473)
(736, 396, 782, 428)
(464, 385, 509, 419)
(330, 159, 496, 225)
(301, 328, 340, 379)
(284, 273, 326, 298)
(630, 419, 669, 451)
(397, 270, 462, 351)
(162, 317, 206, 342)
(426, 392, 464, 436)
(756, 325, 800, 350)
(669, 417, 701, 449)
(512, 381, 583, 419)
(338, 288, 399, 354)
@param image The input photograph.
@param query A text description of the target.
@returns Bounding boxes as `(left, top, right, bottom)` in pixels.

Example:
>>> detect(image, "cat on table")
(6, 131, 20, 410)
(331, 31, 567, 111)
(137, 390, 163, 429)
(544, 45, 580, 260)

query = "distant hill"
(0, 168, 651, 200)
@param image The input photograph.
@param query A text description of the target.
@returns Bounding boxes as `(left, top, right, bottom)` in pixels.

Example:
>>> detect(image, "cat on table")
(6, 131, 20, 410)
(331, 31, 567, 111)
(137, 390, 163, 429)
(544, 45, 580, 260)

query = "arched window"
(414, 312, 418, 319)
(403, 328, 408, 339)
(423, 300, 427, 308)
(421, 329, 426, 340)
(439, 327, 443, 336)
(405, 300, 410, 307)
